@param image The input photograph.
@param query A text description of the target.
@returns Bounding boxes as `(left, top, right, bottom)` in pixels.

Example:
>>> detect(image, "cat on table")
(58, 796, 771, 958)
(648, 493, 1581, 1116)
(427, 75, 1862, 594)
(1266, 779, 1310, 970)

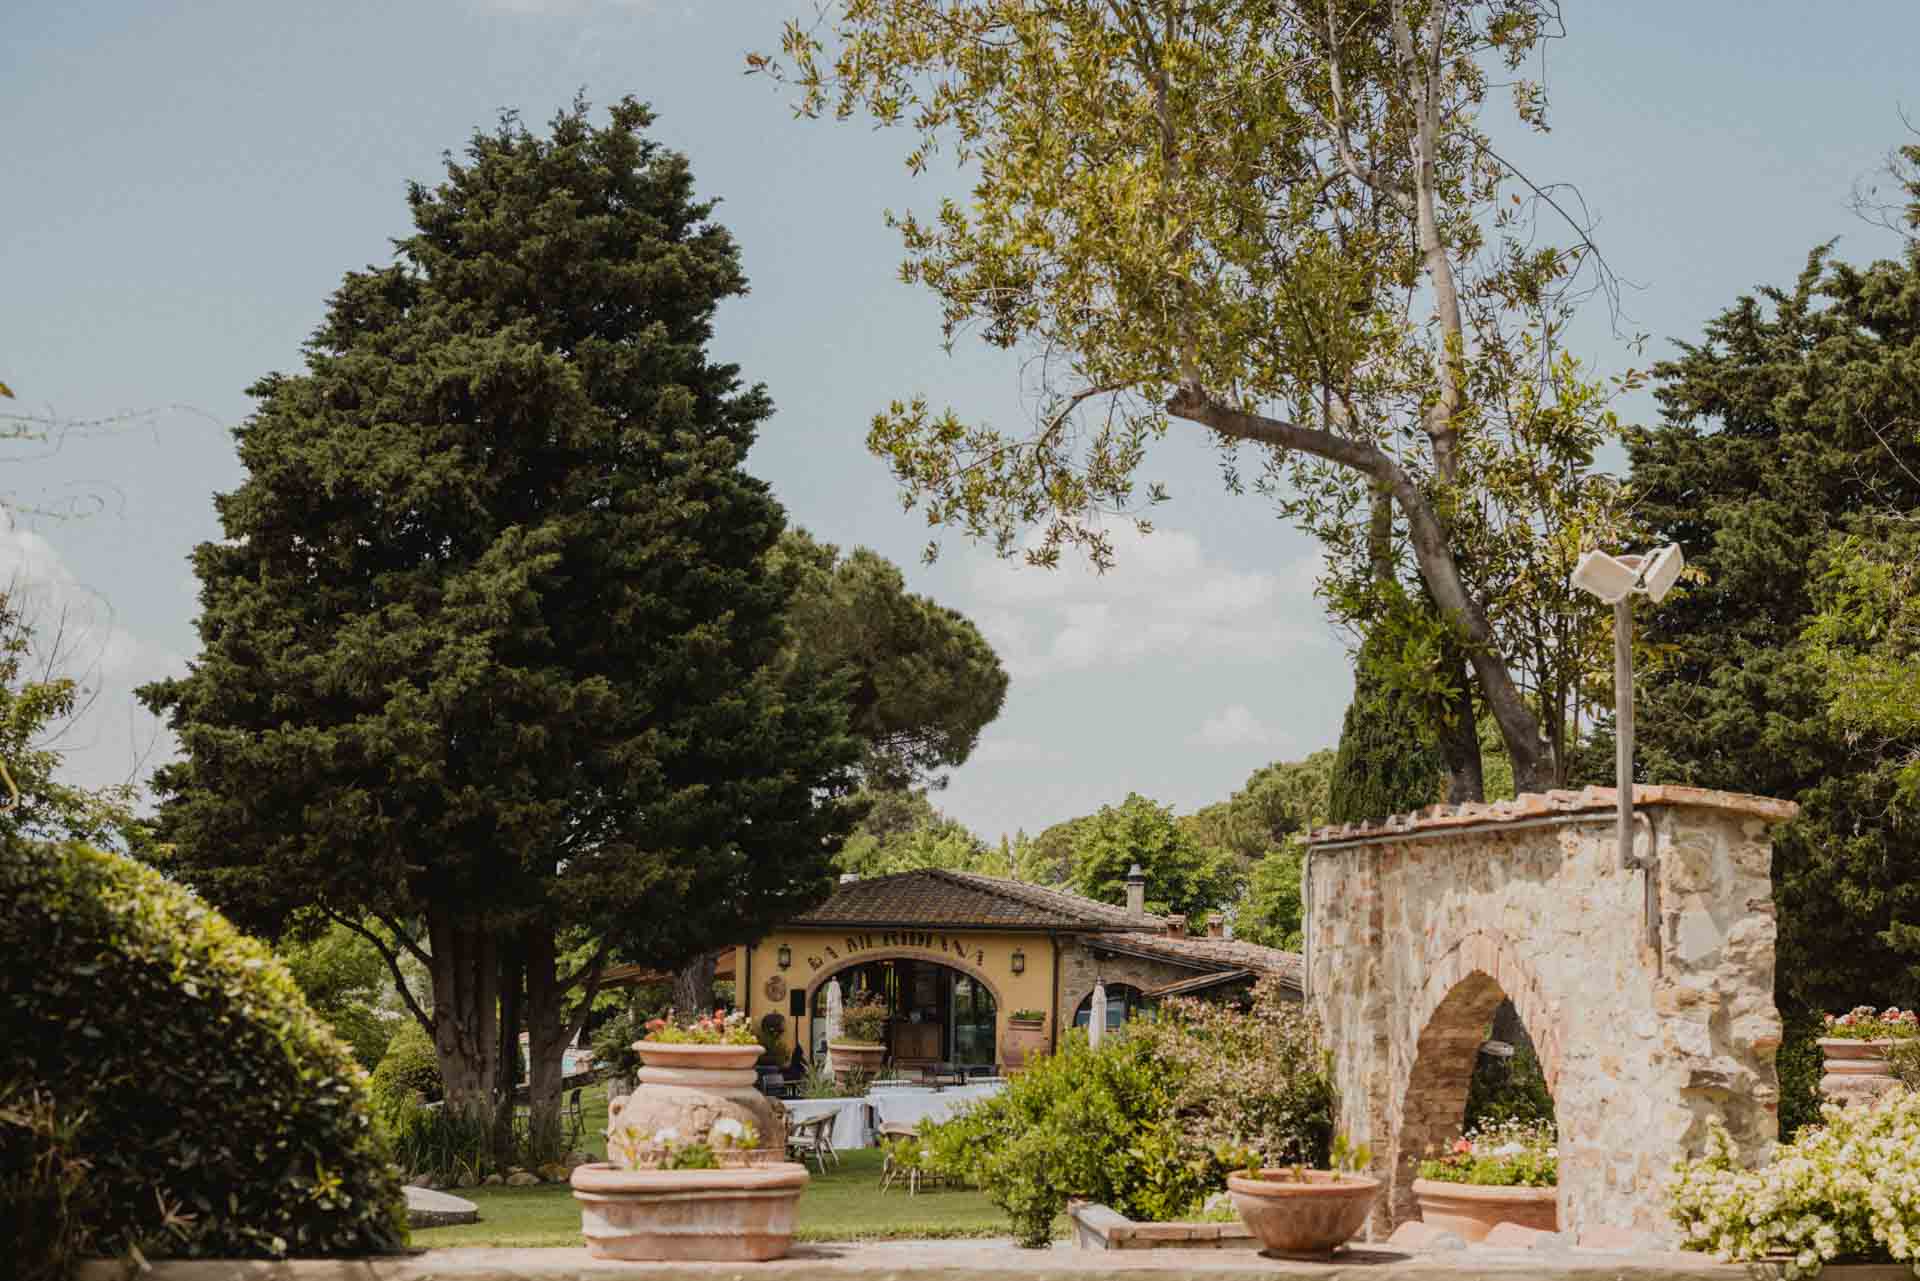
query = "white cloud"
(1188, 704, 1287, 749)
(966, 525, 1336, 679)
(0, 520, 183, 797)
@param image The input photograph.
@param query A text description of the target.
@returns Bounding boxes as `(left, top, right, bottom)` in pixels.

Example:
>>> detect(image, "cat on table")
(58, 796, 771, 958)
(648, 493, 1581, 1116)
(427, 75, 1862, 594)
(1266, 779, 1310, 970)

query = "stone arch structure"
(1305, 786, 1796, 1240)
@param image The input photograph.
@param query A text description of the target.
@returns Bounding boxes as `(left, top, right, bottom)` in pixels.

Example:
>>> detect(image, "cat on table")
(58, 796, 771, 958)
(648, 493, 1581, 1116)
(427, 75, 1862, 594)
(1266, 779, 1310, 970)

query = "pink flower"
(1453, 1138, 1473, 1156)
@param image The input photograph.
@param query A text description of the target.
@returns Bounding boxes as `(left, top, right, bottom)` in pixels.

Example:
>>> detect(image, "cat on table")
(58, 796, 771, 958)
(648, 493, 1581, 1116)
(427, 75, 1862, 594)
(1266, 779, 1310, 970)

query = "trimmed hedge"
(368, 1020, 443, 1115)
(0, 839, 408, 1259)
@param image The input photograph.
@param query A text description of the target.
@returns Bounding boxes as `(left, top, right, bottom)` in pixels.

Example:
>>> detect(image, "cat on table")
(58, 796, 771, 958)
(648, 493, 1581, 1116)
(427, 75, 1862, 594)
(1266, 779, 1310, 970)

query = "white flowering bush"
(1669, 1089, 1920, 1277)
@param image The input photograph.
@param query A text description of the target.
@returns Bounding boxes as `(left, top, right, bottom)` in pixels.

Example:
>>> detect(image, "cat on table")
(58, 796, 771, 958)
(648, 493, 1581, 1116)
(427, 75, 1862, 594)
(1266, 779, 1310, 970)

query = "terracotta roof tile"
(1082, 931, 1305, 991)
(791, 868, 1167, 931)
(1306, 784, 1800, 848)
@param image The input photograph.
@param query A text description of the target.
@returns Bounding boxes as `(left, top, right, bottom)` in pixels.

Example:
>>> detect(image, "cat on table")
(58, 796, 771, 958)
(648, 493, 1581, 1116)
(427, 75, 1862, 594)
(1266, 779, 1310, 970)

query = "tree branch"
(322, 907, 434, 1036)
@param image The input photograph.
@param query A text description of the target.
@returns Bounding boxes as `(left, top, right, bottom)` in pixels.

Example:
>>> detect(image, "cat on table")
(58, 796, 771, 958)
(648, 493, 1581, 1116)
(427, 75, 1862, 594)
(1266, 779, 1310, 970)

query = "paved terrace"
(74, 1245, 1909, 1281)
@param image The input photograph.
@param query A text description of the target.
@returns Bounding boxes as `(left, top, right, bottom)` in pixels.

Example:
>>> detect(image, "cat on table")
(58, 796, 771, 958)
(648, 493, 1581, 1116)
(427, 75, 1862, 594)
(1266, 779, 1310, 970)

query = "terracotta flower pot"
(1411, 1178, 1557, 1242)
(572, 1160, 810, 1261)
(634, 1040, 764, 1077)
(1001, 1018, 1047, 1072)
(828, 1041, 885, 1077)
(1818, 1038, 1902, 1106)
(1226, 1169, 1379, 1258)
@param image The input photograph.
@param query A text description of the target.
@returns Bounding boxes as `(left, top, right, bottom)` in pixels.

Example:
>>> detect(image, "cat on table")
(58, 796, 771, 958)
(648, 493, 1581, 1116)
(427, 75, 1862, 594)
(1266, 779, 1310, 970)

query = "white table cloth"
(783, 1096, 869, 1150)
(868, 1082, 1004, 1133)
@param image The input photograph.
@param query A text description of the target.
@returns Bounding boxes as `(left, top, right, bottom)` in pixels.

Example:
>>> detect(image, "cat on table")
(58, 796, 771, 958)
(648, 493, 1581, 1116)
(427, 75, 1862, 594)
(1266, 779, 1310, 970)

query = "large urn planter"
(1411, 1179, 1557, 1241)
(572, 1160, 810, 1261)
(1818, 1039, 1901, 1106)
(1226, 1169, 1380, 1258)
(1001, 1017, 1047, 1072)
(828, 1040, 885, 1079)
(615, 1041, 779, 1167)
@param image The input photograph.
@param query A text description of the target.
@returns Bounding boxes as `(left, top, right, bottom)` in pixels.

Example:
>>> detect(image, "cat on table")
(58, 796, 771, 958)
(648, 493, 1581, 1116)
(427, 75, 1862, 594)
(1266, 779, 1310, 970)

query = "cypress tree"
(1326, 637, 1446, 825)
(141, 98, 862, 1155)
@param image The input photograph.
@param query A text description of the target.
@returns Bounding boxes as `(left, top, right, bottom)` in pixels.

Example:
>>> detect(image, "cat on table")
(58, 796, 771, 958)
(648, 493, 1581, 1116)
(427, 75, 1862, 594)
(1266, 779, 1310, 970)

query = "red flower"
(1452, 1138, 1472, 1155)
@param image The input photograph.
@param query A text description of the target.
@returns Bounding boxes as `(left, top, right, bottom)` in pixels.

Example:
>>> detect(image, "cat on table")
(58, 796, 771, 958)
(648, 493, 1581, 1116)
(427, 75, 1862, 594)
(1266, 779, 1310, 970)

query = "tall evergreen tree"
(1629, 231, 1920, 1014)
(140, 99, 862, 1154)
(1326, 636, 1446, 825)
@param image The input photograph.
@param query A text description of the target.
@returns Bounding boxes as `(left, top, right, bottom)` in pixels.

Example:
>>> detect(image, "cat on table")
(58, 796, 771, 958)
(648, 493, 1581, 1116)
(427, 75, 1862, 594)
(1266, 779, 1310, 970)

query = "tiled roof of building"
(791, 868, 1169, 932)
(1083, 931, 1305, 992)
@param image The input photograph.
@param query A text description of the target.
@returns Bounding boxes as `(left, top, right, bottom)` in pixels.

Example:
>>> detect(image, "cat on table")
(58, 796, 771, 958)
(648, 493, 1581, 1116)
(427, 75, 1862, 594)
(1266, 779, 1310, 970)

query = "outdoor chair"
(878, 1123, 943, 1195)
(788, 1112, 838, 1174)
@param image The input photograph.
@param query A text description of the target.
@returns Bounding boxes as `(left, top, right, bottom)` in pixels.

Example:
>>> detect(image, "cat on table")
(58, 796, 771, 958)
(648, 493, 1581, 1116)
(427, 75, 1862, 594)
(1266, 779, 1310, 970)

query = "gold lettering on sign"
(807, 955, 822, 971)
(825, 946, 839, 960)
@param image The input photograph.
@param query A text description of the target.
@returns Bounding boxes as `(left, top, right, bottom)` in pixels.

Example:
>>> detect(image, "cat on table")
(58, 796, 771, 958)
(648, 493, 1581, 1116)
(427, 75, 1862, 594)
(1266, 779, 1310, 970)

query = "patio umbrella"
(824, 978, 844, 1072)
(1088, 979, 1107, 1051)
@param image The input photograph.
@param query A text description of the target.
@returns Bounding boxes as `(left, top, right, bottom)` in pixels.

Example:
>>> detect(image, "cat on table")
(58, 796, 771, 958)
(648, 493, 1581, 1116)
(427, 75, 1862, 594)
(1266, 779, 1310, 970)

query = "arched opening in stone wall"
(1393, 969, 1559, 1226)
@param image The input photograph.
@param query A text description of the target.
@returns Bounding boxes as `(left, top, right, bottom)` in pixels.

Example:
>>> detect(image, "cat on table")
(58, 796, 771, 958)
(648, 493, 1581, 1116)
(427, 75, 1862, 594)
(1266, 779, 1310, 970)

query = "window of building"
(1073, 983, 1146, 1030)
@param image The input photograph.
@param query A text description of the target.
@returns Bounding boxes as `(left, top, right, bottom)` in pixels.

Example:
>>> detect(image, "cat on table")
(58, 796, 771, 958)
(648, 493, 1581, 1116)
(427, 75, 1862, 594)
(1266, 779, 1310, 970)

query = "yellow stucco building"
(733, 867, 1302, 1073)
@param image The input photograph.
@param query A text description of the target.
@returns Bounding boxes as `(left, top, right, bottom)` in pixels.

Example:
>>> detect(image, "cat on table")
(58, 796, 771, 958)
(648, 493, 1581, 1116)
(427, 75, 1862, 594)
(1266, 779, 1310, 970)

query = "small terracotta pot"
(1411, 1178, 1557, 1242)
(1818, 1038, 1902, 1106)
(1226, 1169, 1379, 1258)
(1002, 1018, 1047, 1072)
(572, 1160, 810, 1261)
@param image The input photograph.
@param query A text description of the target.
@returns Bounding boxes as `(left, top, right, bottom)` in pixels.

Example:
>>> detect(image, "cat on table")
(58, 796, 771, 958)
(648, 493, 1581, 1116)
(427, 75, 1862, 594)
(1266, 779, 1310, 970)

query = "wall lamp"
(1010, 948, 1026, 975)
(777, 943, 792, 970)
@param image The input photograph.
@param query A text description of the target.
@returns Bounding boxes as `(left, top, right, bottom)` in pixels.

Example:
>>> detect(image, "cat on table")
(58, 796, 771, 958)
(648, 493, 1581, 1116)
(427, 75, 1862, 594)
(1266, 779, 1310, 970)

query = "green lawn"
(412, 1148, 1018, 1246)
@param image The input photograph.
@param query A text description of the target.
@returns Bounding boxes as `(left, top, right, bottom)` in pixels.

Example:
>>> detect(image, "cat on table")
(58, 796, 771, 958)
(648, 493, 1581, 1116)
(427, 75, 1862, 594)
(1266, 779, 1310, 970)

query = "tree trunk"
(523, 926, 570, 1164)
(493, 935, 525, 1166)
(673, 951, 717, 1016)
(1434, 656, 1486, 805)
(424, 904, 502, 1160)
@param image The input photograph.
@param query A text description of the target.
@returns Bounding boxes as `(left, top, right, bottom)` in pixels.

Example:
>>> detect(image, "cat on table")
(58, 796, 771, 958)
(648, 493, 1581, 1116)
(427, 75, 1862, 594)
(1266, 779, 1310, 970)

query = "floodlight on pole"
(1572, 544, 1685, 972)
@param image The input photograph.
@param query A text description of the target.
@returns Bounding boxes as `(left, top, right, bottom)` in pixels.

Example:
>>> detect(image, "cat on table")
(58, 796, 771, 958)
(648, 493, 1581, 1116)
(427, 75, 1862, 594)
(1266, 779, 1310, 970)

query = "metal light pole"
(1572, 544, 1684, 971)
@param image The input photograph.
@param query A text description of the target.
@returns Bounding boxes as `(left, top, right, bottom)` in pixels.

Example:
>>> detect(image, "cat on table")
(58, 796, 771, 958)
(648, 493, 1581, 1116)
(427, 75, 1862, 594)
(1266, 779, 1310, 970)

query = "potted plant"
(829, 996, 889, 1078)
(1225, 1137, 1380, 1259)
(574, 1117, 808, 1260)
(635, 1008, 764, 1075)
(1412, 1118, 1557, 1241)
(1003, 1008, 1048, 1072)
(1816, 1005, 1917, 1105)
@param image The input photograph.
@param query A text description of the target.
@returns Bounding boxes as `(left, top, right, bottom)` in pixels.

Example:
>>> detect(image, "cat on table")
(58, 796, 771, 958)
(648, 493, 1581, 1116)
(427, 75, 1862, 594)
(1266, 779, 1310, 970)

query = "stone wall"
(1054, 938, 1193, 1030)
(1305, 786, 1794, 1241)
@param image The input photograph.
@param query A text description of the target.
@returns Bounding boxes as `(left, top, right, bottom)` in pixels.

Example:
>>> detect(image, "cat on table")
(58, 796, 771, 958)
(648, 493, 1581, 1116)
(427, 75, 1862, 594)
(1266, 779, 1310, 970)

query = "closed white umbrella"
(824, 978, 844, 1073)
(1088, 979, 1108, 1051)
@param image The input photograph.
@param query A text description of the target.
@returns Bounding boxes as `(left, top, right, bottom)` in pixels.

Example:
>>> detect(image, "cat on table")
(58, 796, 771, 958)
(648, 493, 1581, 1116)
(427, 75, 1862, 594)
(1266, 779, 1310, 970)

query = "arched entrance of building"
(808, 955, 1000, 1072)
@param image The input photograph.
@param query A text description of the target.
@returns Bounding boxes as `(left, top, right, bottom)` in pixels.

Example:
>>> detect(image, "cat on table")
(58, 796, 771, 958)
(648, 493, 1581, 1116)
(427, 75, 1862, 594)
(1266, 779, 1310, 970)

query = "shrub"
(0, 839, 408, 1259)
(1669, 1090, 1920, 1277)
(921, 981, 1333, 1248)
(1416, 1117, 1556, 1187)
(0, 1083, 95, 1281)
(591, 1008, 647, 1080)
(1776, 1008, 1826, 1140)
(838, 998, 889, 1045)
(1463, 1045, 1554, 1130)
(642, 1009, 758, 1045)
(368, 1019, 442, 1119)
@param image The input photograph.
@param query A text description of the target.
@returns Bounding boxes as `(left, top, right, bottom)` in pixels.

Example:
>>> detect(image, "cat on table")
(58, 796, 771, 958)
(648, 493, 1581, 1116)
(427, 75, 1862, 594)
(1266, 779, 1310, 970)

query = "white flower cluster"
(1668, 1089, 1920, 1278)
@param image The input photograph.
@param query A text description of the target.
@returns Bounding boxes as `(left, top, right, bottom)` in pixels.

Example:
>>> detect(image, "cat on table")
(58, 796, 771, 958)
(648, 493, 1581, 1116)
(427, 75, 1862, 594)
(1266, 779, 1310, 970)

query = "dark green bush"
(0, 839, 408, 1259)
(369, 1020, 443, 1114)
(1464, 1045, 1555, 1131)
(1775, 1008, 1826, 1140)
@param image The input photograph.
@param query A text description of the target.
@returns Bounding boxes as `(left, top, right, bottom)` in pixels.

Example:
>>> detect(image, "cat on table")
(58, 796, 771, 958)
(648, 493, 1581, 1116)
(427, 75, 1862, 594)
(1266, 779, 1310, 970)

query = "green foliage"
(276, 918, 399, 1071)
(0, 1084, 95, 1281)
(1416, 1117, 1556, 1187)
(836, 788, 1004, 877)
(1327, 634, 1445, 825)
(0, 838, 407, 1259)
(921, 978, 1330, 1246)
(1775, 1011, 1826, 1141)
(1012, 815, 1090, 887)
(590, 1009, 648, 1080)
(1182, 751, 1333, 869)
(1236, 846, 1304, 950)
(1629, 234, 1920, 1016)
(774, 530, 1008, 791)
(380, 1097, 497, 1186)
(1463, 1046, 1554, 1131)
(369, 1021, 443, 1114)
(1804, 526, 1920, 809)
(839, 998, 890, 1045)
(1066, 793, 1238, 920)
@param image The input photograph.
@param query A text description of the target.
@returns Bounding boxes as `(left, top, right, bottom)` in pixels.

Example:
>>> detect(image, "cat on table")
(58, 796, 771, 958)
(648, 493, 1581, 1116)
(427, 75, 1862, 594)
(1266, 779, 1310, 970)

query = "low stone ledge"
(70, 1245, 1920, 1281)
(1068, 1200, 1257, 1250)
(1306, 784, 1799, 850)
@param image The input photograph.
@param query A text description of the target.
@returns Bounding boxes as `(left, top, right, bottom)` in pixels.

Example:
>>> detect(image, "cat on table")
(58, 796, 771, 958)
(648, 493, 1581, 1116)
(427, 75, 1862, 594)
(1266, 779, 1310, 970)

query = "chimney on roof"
(1124, 864, 1146, 920)
(1207, 917, 1224, 939)
(1165, 914, 1186, 938)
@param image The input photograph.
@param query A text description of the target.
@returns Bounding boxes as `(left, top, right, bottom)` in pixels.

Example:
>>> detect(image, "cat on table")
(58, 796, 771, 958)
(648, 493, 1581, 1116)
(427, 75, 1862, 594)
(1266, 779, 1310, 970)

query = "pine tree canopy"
(1630, 233, 1920, 1012)
(140, 97, 863, 966)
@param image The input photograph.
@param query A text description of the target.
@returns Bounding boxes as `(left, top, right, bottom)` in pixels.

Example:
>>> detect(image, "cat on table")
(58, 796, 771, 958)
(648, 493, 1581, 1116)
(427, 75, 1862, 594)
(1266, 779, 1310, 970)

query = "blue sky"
(2, 0, 1914, 841)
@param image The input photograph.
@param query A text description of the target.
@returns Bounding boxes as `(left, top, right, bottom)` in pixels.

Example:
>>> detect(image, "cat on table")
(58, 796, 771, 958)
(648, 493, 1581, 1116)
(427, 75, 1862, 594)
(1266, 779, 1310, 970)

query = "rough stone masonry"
(1304, 785, 1796, 1242)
